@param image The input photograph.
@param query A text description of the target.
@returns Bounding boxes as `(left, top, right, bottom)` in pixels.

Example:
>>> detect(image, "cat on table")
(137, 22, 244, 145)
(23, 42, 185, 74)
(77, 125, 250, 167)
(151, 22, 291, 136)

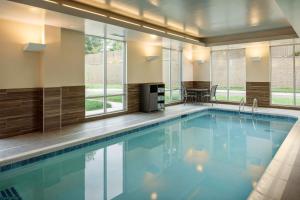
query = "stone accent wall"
(0, 88, 42, 138)
(246, 82, 270, 107)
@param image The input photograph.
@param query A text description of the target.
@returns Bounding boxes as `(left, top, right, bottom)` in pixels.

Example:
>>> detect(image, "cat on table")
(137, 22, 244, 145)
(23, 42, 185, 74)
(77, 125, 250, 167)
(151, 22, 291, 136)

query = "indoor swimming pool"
(0, 109, 297, 200)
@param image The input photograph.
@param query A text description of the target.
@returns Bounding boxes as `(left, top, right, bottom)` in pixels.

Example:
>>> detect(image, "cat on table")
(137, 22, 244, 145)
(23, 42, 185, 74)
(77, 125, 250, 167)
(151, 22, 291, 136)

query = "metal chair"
(182, 86, 197, 104)
(203, 85, 218, 106)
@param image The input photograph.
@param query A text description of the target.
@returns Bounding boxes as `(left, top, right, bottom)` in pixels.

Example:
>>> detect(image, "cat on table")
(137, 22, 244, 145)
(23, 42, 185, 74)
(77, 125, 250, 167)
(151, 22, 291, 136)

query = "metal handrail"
(239, 98, 245, 114)
(252, 98, 258, 114)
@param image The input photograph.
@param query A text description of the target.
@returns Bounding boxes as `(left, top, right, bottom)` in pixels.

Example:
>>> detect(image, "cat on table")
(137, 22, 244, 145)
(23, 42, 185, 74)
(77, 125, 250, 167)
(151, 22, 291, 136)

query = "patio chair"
(203, 85, 218, 106)
(182, 86, 197, 104)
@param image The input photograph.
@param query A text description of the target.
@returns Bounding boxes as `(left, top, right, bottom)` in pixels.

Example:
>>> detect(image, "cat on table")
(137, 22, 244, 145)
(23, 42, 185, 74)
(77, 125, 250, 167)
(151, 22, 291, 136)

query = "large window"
(271, 43, 300, 106)
(211, 48, 246, 102)
(85, 25, 126, 116)
(163, 46, 182, 104)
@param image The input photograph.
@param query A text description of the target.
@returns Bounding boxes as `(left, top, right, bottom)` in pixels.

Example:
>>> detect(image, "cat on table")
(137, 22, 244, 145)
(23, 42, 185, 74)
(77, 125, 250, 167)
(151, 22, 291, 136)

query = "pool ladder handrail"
(252, 98, 258, 114)
(239, 98, 245, 114)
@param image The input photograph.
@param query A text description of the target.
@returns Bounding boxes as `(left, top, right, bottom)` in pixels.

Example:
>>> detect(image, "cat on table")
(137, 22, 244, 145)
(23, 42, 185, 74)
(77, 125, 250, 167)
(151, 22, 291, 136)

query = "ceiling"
(0, 0, 187, 48)
(1, 0, 298, 46)
(75, 0, 291, 37)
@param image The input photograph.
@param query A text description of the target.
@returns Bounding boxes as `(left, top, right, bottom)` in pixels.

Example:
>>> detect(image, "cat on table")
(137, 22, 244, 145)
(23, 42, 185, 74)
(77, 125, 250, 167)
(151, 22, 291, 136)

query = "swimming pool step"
(0, 187, 22, 200)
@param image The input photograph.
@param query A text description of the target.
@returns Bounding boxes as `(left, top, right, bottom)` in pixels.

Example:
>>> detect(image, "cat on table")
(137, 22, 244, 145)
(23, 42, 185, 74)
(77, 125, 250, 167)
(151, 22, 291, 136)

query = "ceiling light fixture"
(167, 32, 184, 38)
(143, 25, 165, 33)
(62, 4, 107, 17)
(184, 37, 199, 43)
(109, 17, 141, 26)
(43, 0, 58, 4)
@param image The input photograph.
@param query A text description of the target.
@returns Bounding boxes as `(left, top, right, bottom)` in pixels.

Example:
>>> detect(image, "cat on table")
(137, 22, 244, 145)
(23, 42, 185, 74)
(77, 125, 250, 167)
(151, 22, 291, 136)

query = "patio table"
(187, 88, 209, 103)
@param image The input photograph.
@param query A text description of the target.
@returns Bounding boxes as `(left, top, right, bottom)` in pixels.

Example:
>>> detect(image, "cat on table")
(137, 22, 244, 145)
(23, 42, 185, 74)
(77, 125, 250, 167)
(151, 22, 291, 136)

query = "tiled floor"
(1, 103, 300, 200)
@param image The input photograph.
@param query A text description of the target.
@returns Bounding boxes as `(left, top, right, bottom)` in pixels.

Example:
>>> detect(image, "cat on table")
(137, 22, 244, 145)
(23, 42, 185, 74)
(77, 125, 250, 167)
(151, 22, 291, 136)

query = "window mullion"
(180, 49, 183, 100)
(226, 50, 230, 101)
(169, 49, 172, 101)
(293, 44, 296, 106)
(104, 25, 107, 113)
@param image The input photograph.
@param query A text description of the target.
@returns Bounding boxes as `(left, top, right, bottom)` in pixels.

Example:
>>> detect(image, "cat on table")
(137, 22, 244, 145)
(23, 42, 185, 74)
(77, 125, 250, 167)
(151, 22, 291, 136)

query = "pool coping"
(0, 105, 299, 199)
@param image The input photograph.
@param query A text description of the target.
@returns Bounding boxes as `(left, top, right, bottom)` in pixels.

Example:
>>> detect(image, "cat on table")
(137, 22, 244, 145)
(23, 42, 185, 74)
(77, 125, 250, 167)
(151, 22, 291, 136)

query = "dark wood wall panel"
(127, 83, 142, 113)
(182, 81, 211, 90)
(61, 86, 85, 126)
(182, 81, 194, 89)
(193, 81, 211, 90)
(43, 87, 61, 132)
(246, 82, 270, 107)
(0, 88, 42, 138)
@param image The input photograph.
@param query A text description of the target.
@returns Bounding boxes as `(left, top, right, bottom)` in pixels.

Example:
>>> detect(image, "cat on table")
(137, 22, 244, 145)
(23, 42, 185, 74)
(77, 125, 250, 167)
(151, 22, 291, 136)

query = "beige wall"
(0, 19, 42, 89)
(127, 41, 162, 84)
(0, 19, 85, 89)
(192, 46, 211, 82)
(182, 46, 194, 81)
(246, 44, 270, 82)
(41, 26, 85, 87)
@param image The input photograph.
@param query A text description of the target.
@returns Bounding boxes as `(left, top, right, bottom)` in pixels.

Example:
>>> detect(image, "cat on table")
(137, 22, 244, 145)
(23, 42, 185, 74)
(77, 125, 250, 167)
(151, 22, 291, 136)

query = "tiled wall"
(0, 88, 42, 138)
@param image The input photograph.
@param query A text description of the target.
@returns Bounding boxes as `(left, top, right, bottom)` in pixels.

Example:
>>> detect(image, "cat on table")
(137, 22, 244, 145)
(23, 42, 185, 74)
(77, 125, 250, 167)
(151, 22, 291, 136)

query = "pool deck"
(1, 103, 300, 200)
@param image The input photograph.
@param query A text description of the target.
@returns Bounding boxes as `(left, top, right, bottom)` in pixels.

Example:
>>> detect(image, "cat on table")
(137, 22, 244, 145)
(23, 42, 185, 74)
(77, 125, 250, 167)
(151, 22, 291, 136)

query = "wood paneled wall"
(182, 81, 194, 89)
(0, 86, 85, 138)
(127, 83, 142, 113)
(246, 82, 270, 107)
(193, 81, 211, 90)
(43, 86, 86, 131)
(61, 86, 85, 126)
(182, 81, 211, 90)
(0, 81, 277, 138)
(0, 88, 42, 138)
(43, 87, 61, 132)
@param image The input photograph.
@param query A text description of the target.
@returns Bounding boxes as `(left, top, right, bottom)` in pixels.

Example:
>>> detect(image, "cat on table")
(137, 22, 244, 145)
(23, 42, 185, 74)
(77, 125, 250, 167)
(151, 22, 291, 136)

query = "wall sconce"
(145, 56, 159, 62)
(24, 43, 46, 52)
(251, 56, 261, 62)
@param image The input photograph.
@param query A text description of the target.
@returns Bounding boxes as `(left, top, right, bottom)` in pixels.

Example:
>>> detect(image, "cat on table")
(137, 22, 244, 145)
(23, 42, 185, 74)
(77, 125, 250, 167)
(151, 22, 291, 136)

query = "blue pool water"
(0, 109, 297, 200)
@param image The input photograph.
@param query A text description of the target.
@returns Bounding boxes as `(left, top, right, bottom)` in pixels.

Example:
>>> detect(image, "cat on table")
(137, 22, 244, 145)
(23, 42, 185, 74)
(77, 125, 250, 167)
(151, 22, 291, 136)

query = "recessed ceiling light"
(167, 32, 184, 38)
(184, 37, 199, 43)
(43, 0, 58, 4)
(62, 4, 107, 17)
(109, 17, 141, 26)
(143, 25, 165, 33)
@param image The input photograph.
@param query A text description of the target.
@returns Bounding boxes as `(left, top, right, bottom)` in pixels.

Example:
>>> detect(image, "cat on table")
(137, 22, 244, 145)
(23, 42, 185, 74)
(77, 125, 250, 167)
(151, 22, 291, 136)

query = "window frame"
(85, 32, 127, 117)
(270, 43, 299, 107)
(162, 47, 183, 104)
